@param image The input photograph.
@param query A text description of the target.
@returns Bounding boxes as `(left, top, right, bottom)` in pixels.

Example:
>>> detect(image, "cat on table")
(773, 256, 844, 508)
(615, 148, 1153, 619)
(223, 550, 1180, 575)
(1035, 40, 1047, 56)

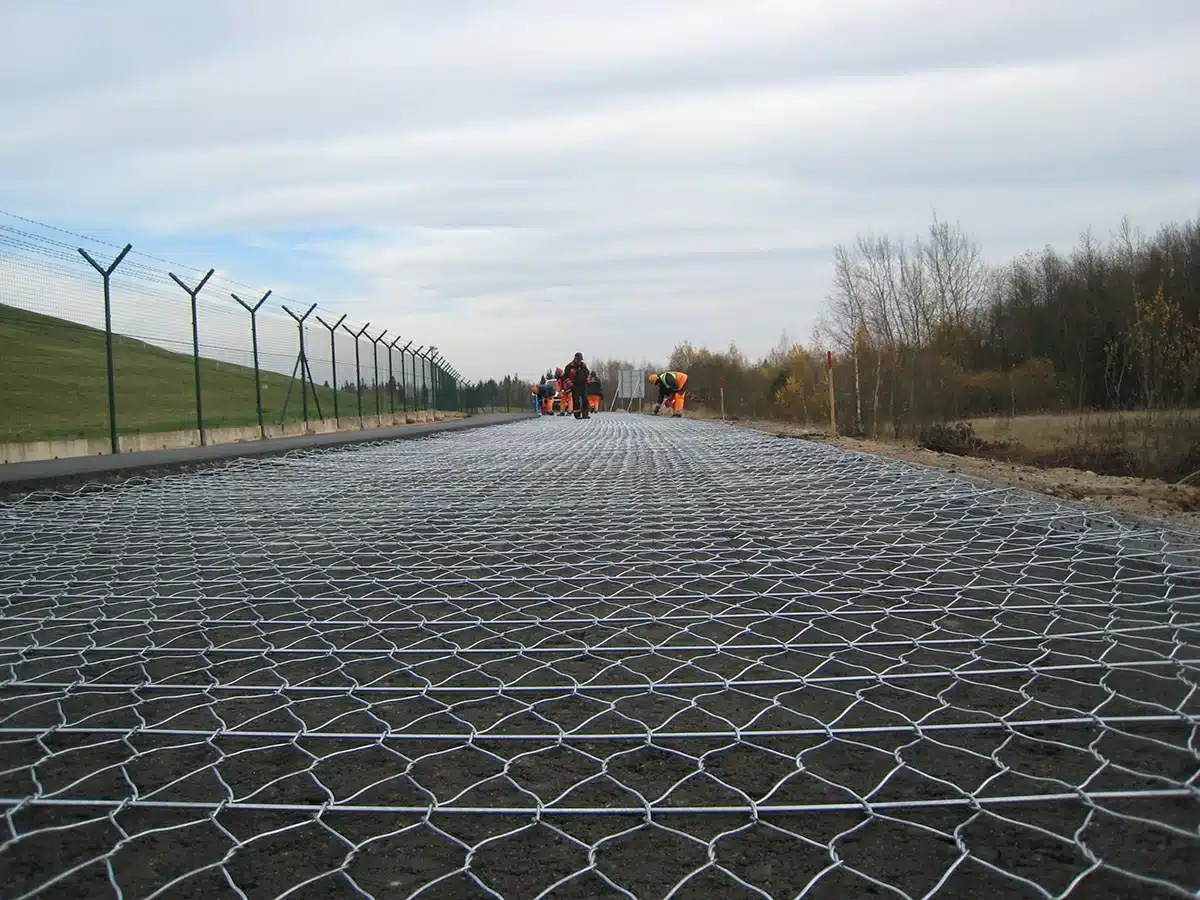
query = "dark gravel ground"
(1, 416, 1197, 899)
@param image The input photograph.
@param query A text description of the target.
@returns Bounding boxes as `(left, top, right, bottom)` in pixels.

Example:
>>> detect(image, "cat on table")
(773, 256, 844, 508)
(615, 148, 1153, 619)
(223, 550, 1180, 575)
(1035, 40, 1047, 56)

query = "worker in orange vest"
(648, 371, 688, 417)
(554, 367, 570, 415)
(586, 372, 603, 413)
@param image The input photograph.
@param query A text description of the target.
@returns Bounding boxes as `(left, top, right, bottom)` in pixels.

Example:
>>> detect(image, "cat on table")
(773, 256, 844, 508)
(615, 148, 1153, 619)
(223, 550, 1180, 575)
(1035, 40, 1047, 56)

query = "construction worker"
(586, 372, 603, 413)
(648, 371, 688, 417)
(539, 376, 557, 415)
(563, 352, 591, 419)
(554, 367, 570, 415)
(531, 383, 541, 415)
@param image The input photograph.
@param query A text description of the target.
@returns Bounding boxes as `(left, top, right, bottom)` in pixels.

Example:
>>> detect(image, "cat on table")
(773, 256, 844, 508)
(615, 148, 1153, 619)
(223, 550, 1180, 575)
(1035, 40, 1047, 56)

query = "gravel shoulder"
(732, 419, 1200, 531)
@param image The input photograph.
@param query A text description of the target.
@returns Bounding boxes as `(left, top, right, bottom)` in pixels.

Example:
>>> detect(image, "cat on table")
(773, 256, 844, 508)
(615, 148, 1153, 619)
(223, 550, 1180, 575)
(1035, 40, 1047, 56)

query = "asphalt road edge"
(0, 412, 531, 501)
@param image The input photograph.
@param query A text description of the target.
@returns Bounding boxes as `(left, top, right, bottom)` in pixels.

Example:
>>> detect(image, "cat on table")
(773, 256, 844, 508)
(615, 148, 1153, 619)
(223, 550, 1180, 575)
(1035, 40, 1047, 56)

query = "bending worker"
(553, 367, 569, 415)
(586, 372, 603, 413)
(539, 376, 558, 415)
(648, 370, 688, 417)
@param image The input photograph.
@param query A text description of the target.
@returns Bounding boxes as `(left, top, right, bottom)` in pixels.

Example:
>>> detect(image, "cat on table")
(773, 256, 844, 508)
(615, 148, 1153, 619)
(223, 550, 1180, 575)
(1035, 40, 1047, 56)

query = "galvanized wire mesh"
(1, 416, 1197, 899)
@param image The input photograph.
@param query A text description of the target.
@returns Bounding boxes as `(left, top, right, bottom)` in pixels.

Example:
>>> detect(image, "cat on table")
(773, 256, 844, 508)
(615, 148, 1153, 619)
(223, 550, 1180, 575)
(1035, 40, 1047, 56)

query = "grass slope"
(0, 304, 393, 443)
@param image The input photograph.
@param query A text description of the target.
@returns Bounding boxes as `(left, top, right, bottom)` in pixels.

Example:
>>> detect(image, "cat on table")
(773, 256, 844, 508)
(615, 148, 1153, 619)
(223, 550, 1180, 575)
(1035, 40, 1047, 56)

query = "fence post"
(78, 243, 132, 455)
(282, 303, 318, 426)
(168, 268, 215, 444)
(719, 374, 726, 421)
(417, 349, 428, 410)
(367, 329, 388, 419)
(429, 353, 438, 409)
(399, 340, 414, 412)
(827, 350, 837, 436)
(430, 355, 440, 411)
(412, 346, 424, 411)
(341, 322, 370, 422)
(315, 313, 347, 421)
(232, 289, 272, 438)
(427, 347, 438, 411)
(386, 337, 403, 416)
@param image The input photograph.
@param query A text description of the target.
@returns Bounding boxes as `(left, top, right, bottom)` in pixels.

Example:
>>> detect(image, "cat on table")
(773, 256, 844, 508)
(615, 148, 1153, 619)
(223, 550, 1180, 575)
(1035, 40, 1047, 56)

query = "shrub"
(918, 421, 992, 456)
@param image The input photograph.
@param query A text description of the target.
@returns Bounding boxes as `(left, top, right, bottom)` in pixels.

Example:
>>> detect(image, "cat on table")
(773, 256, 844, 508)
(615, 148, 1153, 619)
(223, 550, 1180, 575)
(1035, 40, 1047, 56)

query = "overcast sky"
(2, 1, 1198, 381)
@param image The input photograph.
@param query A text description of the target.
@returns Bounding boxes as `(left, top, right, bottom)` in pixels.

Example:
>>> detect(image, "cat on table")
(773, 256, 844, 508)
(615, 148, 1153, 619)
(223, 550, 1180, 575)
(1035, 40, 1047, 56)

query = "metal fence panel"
(0, 212, 462, 445)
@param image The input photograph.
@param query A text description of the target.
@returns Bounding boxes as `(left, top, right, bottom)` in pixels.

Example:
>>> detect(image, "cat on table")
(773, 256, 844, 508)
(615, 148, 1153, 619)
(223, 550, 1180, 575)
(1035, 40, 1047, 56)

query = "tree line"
(821, 212, 1200, 437)
(460, 374, 533, 412)
(575, 212, 1200, 437)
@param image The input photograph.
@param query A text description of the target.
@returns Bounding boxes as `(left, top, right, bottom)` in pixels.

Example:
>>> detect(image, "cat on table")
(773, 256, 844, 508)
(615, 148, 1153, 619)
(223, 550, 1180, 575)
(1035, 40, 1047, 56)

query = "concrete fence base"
(0, 411, 462, 464)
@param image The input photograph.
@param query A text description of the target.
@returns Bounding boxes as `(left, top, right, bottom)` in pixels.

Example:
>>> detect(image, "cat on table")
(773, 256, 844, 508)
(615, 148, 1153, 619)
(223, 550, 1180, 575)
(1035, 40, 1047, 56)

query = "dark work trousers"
(573, 387, 589, 418)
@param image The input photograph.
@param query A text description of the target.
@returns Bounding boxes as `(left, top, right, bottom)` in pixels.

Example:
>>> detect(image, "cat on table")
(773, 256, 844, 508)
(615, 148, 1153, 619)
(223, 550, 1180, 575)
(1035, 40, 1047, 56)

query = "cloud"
(1, 0, 1198, 381)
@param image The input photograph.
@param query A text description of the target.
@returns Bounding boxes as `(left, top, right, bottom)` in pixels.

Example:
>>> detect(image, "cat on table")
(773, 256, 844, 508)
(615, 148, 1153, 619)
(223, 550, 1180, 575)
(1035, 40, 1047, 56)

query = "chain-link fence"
(0, 211, 464, 449)
(1, 416, 1196, 898)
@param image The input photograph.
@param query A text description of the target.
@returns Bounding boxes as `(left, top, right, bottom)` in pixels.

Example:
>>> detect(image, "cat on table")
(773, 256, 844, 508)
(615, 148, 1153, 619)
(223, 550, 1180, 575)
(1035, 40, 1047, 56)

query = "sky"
(2, 1, 1198, 382)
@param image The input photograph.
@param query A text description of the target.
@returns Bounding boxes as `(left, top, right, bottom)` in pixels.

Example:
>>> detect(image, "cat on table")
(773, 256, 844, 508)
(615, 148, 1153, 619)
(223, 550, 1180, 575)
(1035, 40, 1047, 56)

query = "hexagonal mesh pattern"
(1, 416, 1197, 899)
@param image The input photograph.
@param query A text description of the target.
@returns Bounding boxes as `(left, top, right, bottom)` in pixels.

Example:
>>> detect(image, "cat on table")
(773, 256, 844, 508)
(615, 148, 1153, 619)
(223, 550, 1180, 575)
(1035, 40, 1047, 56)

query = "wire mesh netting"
(1, 416, 1197, 898)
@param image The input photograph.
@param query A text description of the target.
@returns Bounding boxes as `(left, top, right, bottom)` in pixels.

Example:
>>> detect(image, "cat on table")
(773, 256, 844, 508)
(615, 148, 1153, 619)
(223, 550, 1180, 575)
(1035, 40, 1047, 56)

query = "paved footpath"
(0, 414, 1195, 898)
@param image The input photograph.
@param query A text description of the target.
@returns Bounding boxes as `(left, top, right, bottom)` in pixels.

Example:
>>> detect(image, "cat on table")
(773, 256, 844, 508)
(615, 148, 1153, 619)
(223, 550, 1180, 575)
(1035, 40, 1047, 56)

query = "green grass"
(0, 304, 406, 444)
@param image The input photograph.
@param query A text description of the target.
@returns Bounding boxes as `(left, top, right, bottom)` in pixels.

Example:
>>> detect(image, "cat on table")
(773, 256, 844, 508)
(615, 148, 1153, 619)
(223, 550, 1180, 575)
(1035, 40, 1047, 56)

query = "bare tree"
(853, 234, 903, 436)
(831, 243, 866, 431)
(924, 212, 988, 336)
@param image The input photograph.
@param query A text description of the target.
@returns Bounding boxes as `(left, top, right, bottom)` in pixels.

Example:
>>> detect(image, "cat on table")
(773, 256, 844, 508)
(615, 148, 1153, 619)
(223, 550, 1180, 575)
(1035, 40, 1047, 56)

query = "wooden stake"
(827, 351, 837, 436)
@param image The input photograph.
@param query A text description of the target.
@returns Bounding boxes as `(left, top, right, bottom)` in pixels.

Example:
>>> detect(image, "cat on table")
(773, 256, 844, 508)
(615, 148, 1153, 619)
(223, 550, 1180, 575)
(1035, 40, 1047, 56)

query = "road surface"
(1, 415, 1196, 898)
